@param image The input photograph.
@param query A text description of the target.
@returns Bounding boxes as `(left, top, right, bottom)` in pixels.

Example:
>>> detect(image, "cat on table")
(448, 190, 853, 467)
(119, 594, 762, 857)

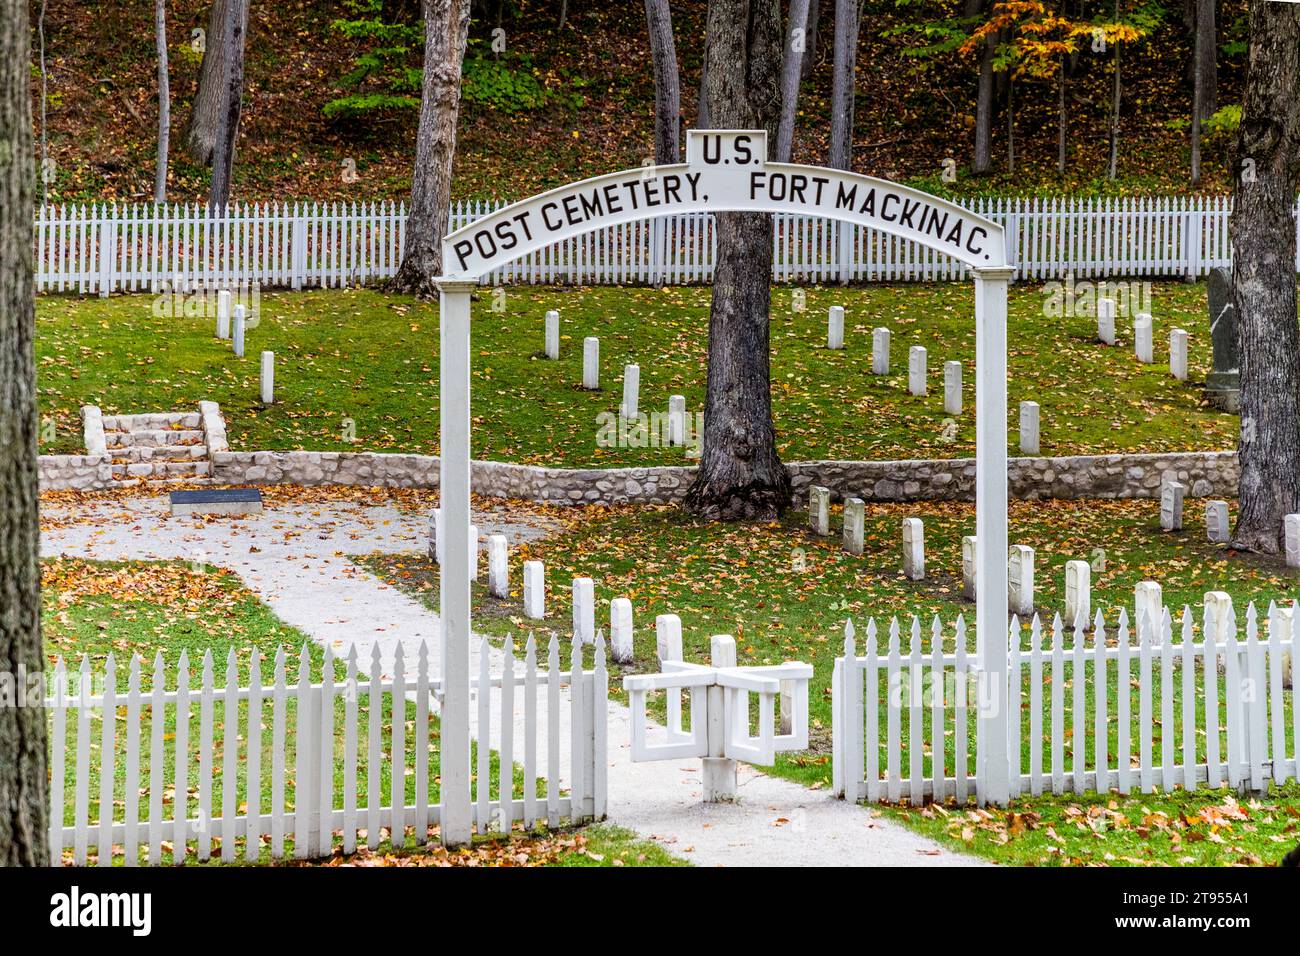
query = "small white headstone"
(1160, 481, 1185, 531)
(1134, 312, 1154, 363)
(1275, 607, 1294, 689)
(827, 306, 845, 350)
(908, 346, 927, 396)
(1203, 590, 1232, 643)
(668, 395, 686, 446)
(962, 535, 977, 601)
(544, 310, 560, 359)
(487, 534, 509, 598)
(1205, 500, 1229, 543)
(523, 560, 545, 619)
(1008, 545, 1034, 617)
(620, 363, 640, 419)
(842, 497, 864, 556)
(656, 613, 685, 730)
(572, 577, 595, 644)
(216, 289, 232, 339)
(1169, 328, 1188, 381)
(429, 508, 479, 579)
(1019, 401, 1040, 455)
(1286, 514, 1300, 568)
(232, 304, 246, 358)
(582, 337, 600, 390)
(902, 517, 925, 581)
(872, 327, 890, 375)
(1135, 581, 1163, 635)
(1097, 298, 1116, 345)
(259, 351, 275, 405)
(808, 486, 830, 536)
(943, 361, 962, 415)
(1064, 559, 1091, 630)
(610, 597, 634, 663)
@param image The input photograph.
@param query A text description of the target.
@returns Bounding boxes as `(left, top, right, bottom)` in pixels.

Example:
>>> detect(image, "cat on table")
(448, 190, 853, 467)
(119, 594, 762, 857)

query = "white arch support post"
(432, 130, 1015, 837)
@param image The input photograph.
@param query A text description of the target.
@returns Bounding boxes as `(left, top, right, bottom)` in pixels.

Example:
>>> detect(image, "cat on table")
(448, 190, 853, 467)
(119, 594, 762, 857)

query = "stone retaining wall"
(39, 447, 1239, 504)
(39, 454, 114, 492)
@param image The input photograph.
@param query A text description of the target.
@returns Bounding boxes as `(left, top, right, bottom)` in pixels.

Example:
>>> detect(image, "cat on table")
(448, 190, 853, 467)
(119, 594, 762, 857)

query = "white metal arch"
(433, 131, 1015, 846)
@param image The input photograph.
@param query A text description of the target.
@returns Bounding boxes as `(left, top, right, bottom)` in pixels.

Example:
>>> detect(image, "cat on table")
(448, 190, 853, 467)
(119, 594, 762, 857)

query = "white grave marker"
(1134, 312, 1154, 363)
(621, 363, 640, 419)
(1160, 481, 1185, 531)
(487, 534, 509, 598)
(582, 337, 600, 389)
(544, 310, 560, 359)
(908, 346, 927, 396)
(259, 351, 275, 404)
(902, 517, 925, 580)
(1169, 328, 1188, 381)
(872, 327, 890, 375)
(655, 613, 684, 730)
(1135, 581, 1163, 634)
(1019, 401, 1040, 455)
(610, 598, 634, 663)
(1205, 500, 1229, 543)
(572, 577, 595, 644)
(1097, 298, 1116, 345)
(232, 304, 246, 358)
(523, 560, 545, 618)
(668, 395, 686, 446)
(1008, 545, 1034, 617)
(842, 497, 864, 555)
(1286, 514, 1300, 568)
(808, 486, 830, 536)
(1203, 590, 1232, 643)
(827, 306, 845, 350)
(216, 289, 231, 339)
(944, 361, 962, 415)
(1064, 560, 1091, 630)
(962, 535, 977, 601)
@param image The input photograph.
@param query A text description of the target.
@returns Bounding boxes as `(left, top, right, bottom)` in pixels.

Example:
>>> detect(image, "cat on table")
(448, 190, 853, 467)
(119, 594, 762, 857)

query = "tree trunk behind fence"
(207, 0, 246, 210)
(0, 0, 48, 868)
(775, 0, 810, 163)
(684, 0, 790, 521)
(185, 0, 249, 165)
(827, 0, 858, 171)
(1230, 0, 1300, 553)
(155, 0, 170, 202)
(644, 0, 681, 165)
(390, 0, 471, 296)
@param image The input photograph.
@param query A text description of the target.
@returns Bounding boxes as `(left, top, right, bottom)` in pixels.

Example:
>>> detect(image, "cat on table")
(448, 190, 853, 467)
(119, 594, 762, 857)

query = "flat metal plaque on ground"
(169, 487, 264, 517)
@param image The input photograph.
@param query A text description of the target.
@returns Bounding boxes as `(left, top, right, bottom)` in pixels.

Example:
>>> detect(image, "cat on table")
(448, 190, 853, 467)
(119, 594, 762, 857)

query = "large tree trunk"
(827, 0, 859, 170)
(775, 0, 811, 162)
(207, 0, 246, 209)
(390, 0, 471, 296)
(185, 0, 249, 165)
(644, 0, 681, 164)
(1108, 18, 1121, 181)
(0, 0, 47, 868)
(683, 0, 790, 521)
(1230, 0, 1300, 553)
(155, 0, 170, 202)
(697, 53, 710, 128)
(802, 0, 820, 79)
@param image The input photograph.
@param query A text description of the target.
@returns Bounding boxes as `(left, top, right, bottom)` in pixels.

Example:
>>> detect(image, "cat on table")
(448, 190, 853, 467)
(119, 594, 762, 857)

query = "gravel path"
(41, 492, 986, 868)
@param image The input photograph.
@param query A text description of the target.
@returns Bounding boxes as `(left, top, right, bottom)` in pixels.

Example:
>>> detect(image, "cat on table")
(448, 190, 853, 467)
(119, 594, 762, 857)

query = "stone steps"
(82, 402, 227, 489)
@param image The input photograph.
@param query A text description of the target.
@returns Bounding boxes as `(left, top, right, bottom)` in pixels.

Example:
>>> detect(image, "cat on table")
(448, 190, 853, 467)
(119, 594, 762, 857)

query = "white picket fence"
(47, 634, 607, 866)
(833, 599, 1297, 805)
(34, 195, 1299, 295)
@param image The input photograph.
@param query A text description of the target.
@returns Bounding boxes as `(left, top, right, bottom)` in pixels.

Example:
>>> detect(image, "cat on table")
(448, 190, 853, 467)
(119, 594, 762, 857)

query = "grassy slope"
(37, 1, 1245, 204)
(37, 283, 1240, 462)
(43, 558, 680, 866)
(359, 496, 1299, 866)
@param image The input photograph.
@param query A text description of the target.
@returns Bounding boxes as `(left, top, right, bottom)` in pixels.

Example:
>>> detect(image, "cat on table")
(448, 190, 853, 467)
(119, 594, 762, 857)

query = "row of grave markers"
(428, 509, 644, 663)
(213, 288, 275, 405)
(1095, 298, 1190, 382)
(806, 485, 1298, 621)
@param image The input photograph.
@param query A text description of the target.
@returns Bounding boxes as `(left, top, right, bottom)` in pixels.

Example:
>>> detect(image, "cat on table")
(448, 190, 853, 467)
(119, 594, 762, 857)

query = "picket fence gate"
(833, 600, 1297, 806)
(33, 195, 1300, 296)
(47, 634, 607, 866)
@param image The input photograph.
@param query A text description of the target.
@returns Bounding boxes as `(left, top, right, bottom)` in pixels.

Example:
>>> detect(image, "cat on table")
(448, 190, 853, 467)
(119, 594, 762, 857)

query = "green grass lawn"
(42, 558, 681, 867)
(37, 282, 1238, 464)
(360, 495, 1300, 866)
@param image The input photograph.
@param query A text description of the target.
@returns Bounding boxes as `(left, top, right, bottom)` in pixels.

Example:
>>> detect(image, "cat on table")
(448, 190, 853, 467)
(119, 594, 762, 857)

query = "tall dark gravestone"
(1205, 267, 1240, 412)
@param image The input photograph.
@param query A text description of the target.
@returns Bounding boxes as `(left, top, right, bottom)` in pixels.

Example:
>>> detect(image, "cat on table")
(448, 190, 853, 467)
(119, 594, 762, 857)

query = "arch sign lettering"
(431, 131, 1018, 846)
